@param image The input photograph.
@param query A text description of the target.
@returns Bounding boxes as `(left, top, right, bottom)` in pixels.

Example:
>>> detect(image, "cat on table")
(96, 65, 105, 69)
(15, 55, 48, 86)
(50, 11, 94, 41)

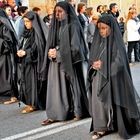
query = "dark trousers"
(127, 41, 140, 63)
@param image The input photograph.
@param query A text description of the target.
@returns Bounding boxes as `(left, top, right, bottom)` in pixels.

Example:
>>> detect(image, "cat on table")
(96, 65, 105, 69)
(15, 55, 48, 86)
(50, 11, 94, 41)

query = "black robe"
(18, 29, 40, 108)
(0, 9, 18, 97)
(42, 1, 89, 120)
(18, 11, 49, 109)
(88, 15, 140, 139)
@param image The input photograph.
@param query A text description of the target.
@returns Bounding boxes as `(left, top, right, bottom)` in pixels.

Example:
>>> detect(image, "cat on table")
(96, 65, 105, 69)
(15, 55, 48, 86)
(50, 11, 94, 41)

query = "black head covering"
(23, 11, 48, 51)
(0, 8, 13, 30)
(88, 15, 140, 119)
(55, 1, 77, 21)
(50, 1, 86, 49)
(0, 8, 19, 97)
(0, 8, 18, 41)
(0, 8, 18, 50)
(23, 11, 49, 78)
(42, 1, 87, 81)
(0, 8, 18, 55)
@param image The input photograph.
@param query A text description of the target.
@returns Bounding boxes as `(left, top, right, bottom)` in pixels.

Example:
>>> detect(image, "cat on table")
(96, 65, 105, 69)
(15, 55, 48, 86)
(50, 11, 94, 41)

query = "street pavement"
(0, 63, 140, 140)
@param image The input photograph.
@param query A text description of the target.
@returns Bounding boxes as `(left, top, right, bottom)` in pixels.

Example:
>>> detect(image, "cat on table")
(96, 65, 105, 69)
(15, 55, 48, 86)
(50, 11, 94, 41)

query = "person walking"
(17, 11, 48, 113)
(126, 10, 140, 63)
(41, 1, 89, 125)
(0, 8, 18, 103)
(87, 15, 140, 139)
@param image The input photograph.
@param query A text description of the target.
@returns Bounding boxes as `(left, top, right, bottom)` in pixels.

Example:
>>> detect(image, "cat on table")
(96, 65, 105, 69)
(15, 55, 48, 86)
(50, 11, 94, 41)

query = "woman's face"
(98, 22, 111, 38)
(5, 7, 12, 16)
(23, 17, 32, 29)
(132, 13, 137, 18)
(47, 8, 53, 15)
(55, 6, 66, 21)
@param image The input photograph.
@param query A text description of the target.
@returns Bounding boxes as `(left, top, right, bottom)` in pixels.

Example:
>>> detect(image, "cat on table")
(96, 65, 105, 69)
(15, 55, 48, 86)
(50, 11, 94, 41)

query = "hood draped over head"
(42, 1, 88, 81)
(0, 8, 19, 96)
(88, 14, 140, 119)
(23, 11, 49, 78)
(0, 8, 18, 43)
(23, 11, 49, 51)
(0, 8, 14, 31)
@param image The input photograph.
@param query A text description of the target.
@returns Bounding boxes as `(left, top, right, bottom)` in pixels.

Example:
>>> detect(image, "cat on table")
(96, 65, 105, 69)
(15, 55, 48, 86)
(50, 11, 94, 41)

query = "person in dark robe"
(17, 11, 48, 113)
(0, 8, 18, 104)
(87, 15, 140, 139)
(41, 1, 89, 125)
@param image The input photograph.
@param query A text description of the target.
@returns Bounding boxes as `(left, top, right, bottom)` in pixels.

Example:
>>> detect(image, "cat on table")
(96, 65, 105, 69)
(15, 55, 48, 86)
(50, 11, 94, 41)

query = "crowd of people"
(0, 0, 140, 139)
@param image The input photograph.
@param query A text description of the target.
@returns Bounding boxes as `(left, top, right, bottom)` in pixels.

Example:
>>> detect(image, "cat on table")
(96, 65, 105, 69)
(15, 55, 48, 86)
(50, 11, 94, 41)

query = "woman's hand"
(48, 48, 56, 58)
(17, 50, 26, 57)
(92, 60, 102, 70)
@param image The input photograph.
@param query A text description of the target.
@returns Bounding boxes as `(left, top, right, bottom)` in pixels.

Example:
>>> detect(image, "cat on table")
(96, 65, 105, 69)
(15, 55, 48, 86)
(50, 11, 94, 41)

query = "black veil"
(23, 11, 49, 79)
(0, 8, 15, 33)
(41, 1, 88, 82)
(0, 8, 19, 97)
(88, 15, 140, 119)
(0, 8, 19, 44)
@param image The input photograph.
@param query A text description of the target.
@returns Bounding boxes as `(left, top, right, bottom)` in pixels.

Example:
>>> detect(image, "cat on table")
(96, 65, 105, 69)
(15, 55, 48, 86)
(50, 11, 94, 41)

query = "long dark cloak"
(42, 2, 88, 81)
(18, 11, 49, 109)
(0, 8, 18, 97)
(23, 11, 49, 79)
(18, 29, 40, 108)
(41, 1, 89, 120)
(88, 15, 140, 139)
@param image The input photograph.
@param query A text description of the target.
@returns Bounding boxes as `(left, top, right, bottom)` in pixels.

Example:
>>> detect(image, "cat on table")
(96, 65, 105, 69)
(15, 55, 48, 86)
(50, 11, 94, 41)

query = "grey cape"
(41, 1, 89, 120)
(87, 15, 140, 139)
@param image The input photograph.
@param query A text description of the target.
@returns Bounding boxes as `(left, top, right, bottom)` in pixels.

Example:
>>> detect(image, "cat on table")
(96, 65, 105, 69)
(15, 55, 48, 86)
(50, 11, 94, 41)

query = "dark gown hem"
(93, 127, 111, 132)
(47, 117, 68, 121)
(118, 133, 139, 140)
